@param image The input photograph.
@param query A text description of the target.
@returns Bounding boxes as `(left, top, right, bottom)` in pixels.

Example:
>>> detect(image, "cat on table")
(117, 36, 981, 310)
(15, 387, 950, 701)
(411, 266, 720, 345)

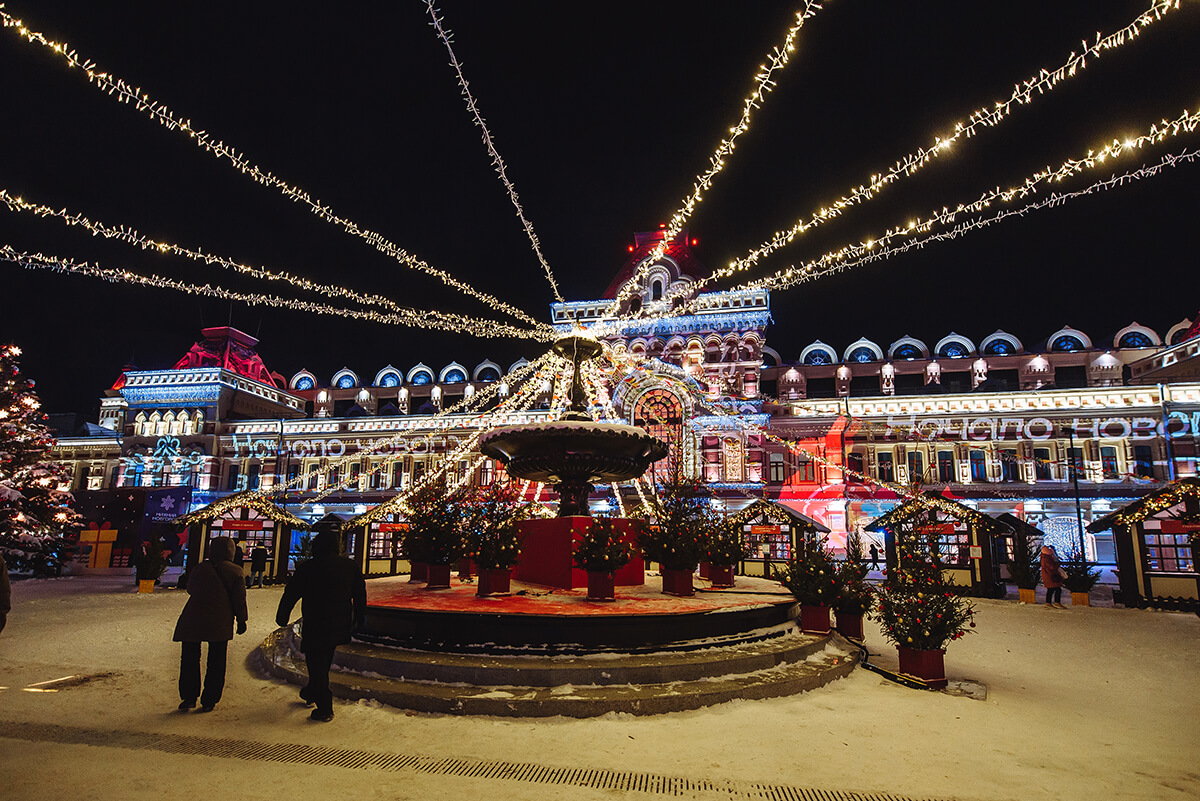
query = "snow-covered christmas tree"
(0, 344, 80, 576)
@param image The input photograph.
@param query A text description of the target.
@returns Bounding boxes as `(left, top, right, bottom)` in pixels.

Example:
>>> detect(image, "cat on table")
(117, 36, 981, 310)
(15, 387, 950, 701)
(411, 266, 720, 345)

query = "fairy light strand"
(0, 188, 542, 340)
(702, 0, 1181, 288)
(0, 8, 550, 333)
(425, 2, 564, 304)
(0, 246, 548, 341)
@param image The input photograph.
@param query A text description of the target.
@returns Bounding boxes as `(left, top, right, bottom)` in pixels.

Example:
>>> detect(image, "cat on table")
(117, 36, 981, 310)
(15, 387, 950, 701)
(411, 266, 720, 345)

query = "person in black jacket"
(276, 530, 366, 722)
(173, 537, 248, 712)
(249, 545, 269, 588)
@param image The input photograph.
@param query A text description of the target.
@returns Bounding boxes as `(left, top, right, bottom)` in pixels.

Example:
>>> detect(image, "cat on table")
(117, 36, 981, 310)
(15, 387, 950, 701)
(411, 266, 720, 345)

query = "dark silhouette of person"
(172, 536, 248, 712)
(276, 530, 366, 722)
(249, 545, 269, 588)
(0, 552, 11, 634)
(868, 543, 880, 570)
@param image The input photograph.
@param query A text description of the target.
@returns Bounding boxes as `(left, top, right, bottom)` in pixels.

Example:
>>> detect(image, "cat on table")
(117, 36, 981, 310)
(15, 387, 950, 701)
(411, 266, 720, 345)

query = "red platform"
(513, 516, 644, 589)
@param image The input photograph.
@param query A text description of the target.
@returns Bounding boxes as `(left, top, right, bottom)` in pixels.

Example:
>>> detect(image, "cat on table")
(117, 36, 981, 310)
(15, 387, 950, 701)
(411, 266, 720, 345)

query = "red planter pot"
(458, 558, 475, 580)
(425, 563, 452, 589)
(708, 564, 735, 588)
(799, 604, 831, 635)
(476, 567, 512, 597)
(698, 561, 711, 579)
(661, 567, 695, 597)
(586, 571, 616, 601)
(834, 611, 864, 640)
(409, 561, 429, 583)
(897, 646, 947, 690)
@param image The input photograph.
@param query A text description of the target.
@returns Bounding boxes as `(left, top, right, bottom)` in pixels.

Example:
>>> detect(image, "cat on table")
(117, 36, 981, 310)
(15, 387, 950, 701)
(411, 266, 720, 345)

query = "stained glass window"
(634, 389, 683, 484)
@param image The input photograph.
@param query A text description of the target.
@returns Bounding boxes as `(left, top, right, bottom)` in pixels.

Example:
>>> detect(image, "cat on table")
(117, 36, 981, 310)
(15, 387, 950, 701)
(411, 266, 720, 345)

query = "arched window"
(633, 389, 683, 485)
(651, 279, 663, 301)
(804, 349, 832, 366)
(477, 367, 500, 382)
(165, 411, 180, 435)
(1118, 331, 1153, 349)
(983, 339, 1013, 356)
(410, 372, 432, 386)
(379, 372, 400, 388)
(848, 347, 875, 364)
(295, 376, 315, 391)
(444, 369, 466, 384)
(135, 412, 148, 436)
(336, 374, 356, 389)
(1051, 335, 1084, 353)
(939, 342, 968, 358)
(893, 344, 922, 360)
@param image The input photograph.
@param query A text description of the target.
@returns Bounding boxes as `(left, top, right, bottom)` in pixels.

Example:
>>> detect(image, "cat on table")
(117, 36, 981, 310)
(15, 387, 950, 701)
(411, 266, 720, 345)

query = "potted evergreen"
(704, 521, 748, 588)
(833, 529, 873, 639)
(133, 531, 169, 593)
(637, 479, 717, 597)
(1061, 549, 1102, 606)
(778, 534, 837, 634)
(874, 518, 976, 689)
(404, 476, 466, 589)
(464, 483, 525, 597)
(573, 517, 633, 601)
(1008, 524, 1041, 604)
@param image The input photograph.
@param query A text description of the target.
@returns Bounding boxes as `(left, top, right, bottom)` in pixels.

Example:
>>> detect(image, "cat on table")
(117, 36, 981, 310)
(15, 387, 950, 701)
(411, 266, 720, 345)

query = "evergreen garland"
(778, 534, 837, 607)
(875, 518, 976, 651)
(834, 528, 873, 616)
(0, 343, 81, 576)
(573, 517, 633, 574)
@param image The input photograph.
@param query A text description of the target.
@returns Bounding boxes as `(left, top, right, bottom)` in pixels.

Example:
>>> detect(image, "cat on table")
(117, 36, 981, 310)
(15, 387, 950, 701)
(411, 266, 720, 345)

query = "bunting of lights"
(0, 246, 549, 342)
(425, 2, 564, 304)
(0, 189, 544, 340)
(606, 1, 828, 315)
(699, 0, 1181, 287)
(0, 9, 550, 333)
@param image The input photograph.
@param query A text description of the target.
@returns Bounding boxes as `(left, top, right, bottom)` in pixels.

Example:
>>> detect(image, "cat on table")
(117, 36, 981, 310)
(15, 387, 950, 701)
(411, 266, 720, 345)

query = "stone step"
(256, 625, 860, 718)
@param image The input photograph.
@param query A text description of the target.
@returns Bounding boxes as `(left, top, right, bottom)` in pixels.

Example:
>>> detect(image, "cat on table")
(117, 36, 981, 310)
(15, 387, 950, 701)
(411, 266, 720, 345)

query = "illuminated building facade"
(50, 231, 1200, 583)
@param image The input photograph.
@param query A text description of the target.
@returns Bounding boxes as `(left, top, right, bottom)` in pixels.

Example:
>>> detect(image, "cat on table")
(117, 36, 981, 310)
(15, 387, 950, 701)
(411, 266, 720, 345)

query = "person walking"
(249, 544, 269, 588)
(233, 539, 247, 587)
(276, 530, 366, 722)
(0, 552, 11, 635)
(1040, 544, 1066, 609)
(868, 543, 880, 571)
(172, 536, 248, 712)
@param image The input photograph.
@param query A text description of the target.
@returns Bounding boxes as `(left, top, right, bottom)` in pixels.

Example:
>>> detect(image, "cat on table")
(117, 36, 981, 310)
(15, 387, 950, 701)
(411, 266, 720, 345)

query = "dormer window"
(651, 279, 663, 301)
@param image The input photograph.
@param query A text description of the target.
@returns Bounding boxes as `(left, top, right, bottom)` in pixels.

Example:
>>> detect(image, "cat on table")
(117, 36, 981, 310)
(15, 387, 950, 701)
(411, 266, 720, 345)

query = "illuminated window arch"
(1051, 335, 1084, 353)
(633, 389, 683, 484)
(1118, 331, 1153, 349)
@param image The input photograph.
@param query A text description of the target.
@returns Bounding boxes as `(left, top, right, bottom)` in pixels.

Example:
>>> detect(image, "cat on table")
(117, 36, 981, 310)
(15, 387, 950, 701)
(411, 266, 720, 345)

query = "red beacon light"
(627, 245, 635, 252)
(691, 238, 698, 246)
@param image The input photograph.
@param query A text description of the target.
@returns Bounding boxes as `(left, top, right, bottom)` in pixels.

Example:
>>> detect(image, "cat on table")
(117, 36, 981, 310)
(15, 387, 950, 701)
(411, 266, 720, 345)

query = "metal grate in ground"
(0, 720, 948, 801)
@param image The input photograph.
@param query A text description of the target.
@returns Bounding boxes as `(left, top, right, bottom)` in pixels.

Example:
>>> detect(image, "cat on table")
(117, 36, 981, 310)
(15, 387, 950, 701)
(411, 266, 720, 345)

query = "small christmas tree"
(705, 520, 749, 567)
(1007, 523, 1041, 592)
(402, 475, 467, 565)
(1060, 549, 1102, 594)
(875, 517, 976, 651)
(463, 482, 525, 570)
(778, 534, 838, 607)
(637, 478, 719, 571)
(573, 517, 633, 573)
(0, 344, 81, 576)
(834, 528, 873, 617)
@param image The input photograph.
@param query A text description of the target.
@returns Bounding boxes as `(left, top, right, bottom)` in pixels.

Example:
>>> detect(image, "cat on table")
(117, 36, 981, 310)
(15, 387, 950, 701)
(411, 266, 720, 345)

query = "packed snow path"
(1, 576, 1197, 801)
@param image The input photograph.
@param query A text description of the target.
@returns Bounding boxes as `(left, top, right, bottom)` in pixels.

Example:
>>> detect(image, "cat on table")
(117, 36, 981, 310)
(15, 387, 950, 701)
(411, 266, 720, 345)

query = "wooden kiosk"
(728, 498, 830, 579)
(173, 490, 309, 584)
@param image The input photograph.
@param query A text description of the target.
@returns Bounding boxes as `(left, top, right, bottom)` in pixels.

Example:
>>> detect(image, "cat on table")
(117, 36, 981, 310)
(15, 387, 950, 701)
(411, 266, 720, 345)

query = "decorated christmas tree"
(834, 528, 873, 617)
(705, 520, 749, 567)
(778, 533, 837, 607)
(574, 516, 633, 574)
(0, 344, 80, 576)
(462, 482, 525, 570)
(874, 516, 976, 651)
(402, 475, 467, 565)
(637, 477, 719, 571)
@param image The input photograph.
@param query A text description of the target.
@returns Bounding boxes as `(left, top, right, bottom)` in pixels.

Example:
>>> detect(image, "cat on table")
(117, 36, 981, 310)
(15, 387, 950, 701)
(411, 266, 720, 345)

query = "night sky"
(1, 1, 1196, 419)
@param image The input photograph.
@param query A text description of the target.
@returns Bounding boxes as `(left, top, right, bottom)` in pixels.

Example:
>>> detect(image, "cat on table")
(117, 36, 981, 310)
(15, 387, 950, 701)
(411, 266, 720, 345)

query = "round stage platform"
(359, 572, 799, 654)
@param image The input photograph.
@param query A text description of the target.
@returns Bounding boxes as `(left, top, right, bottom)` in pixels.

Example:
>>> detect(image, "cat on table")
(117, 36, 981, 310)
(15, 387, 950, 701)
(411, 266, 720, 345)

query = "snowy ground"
(0, 576, 1197, 801)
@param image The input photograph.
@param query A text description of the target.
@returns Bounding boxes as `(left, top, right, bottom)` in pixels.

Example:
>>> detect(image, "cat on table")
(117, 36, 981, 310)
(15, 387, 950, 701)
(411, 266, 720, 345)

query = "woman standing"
(1040, 544, 1066, 609)
(173, 536, 248, 711)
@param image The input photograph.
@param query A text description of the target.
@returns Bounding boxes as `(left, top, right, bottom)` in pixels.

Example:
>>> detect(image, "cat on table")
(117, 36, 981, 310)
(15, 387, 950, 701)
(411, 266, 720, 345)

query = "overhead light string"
(0, 8, 551, 334)
(425, 1, 565, 305)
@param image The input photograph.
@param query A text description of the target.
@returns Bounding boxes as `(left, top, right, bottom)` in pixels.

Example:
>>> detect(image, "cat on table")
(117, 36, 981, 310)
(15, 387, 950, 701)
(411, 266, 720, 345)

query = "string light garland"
(0, 8, 551, 334)
(606, 0, 828, 315)
(698, 0, 1181, 287)
(0, 246, 548, 341)
(425, 2, 564, 305)
(0, 188, 543, 341)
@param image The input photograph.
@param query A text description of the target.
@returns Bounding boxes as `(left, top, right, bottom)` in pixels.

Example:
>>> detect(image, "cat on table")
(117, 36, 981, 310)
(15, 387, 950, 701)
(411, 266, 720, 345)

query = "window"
(380, 373, 400, 388)
(969, 451, 988, 481)
(848, 347, 875, 363)
(77, 465, 91, 491)
(651, 279, 663, 301)
(1134, 445, 1154, 479)
(329, 466, 341, 487)
(337, 374, 356, 389)
(1069, 447, 1084, 481)
(287, 464, 299, 486)
(769, 453, 786, 483)
(804, 349, 832, 366)
(1118, 331, 1153, 349)
(907, 451, 924, 483)
(1101, 446, 1119, 480)
(247, 463, 261, 490)
(393, 462, 405, 489)
(367, 527, 394, 559)
(295, 376, 315, 391)
(480, 460, 494, 486)
(893, 344, 922, 360)
(307, 465, 319, 490)
(936, 526, 971, 567)
(937, 451, 955, 482)
(634, 389, 684, 484)
(1000, 449, 1018, 482)
(227, 463, 241, 491)
(846, 452, 865, 482)
(444, 370, 466, 384)
(1144, 530, 1195, 572)
(411, 372, 432, 386)
(111, 465, 121, 487)
(983, 339, 1013, 356)
(722, 438, 744, 482)
(1051, 335, 1084, 353)
(795, 452, 816, 482)
(939, 342, 968, 359)
(877, 452, 894, 482)
(1034, 448, 1052, 480)
(413, 461, 426, 483)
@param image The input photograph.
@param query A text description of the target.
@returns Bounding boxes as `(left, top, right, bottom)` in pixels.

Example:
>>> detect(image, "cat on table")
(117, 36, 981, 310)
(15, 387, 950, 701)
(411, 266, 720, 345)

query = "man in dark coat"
(173, 536, 248, 712)
(249, 545, 269, 588)
(276, 530, 366, 722)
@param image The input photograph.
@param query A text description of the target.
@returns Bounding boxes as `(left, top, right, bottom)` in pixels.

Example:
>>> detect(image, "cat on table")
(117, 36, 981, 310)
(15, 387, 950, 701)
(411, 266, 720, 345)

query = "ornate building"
(51, 230, 1200, 584)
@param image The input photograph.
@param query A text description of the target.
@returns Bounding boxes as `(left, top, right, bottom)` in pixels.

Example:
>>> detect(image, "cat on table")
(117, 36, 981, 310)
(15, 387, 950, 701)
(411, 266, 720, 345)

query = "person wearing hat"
(276, 530, 366, 722)
(172, 536, 249, 711)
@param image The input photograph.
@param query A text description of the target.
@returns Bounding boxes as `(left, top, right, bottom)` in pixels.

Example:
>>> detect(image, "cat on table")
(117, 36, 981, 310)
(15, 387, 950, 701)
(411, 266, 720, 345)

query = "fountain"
(479, 333, 667, 516)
